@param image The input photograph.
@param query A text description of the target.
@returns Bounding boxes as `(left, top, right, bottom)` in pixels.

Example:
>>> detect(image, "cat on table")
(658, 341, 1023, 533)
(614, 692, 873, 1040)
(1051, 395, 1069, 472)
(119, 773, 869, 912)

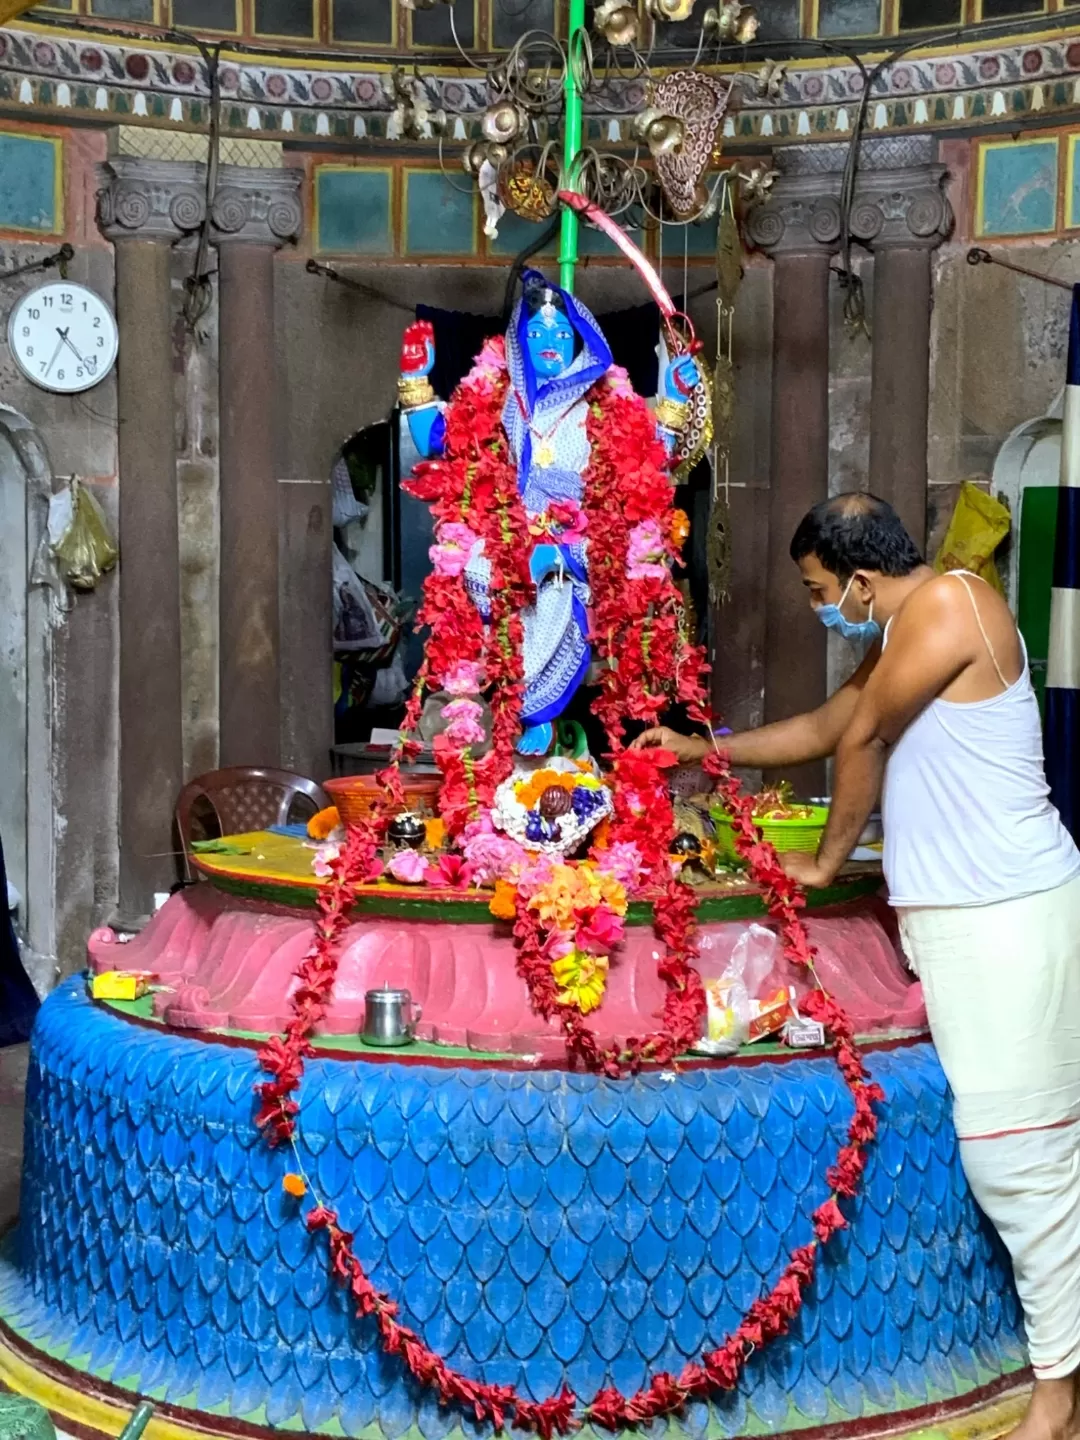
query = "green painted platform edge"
(200, 869, 883, 922)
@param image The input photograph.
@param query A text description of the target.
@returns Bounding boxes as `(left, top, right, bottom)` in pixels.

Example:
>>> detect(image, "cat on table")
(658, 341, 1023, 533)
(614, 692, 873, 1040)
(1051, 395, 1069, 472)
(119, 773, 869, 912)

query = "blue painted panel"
(0, 132, 59, 234)
(489, 209, 557, 259)
(979, 139, 1058, 237)
(316, 167, 392, 255)
(404, 171, 475, 257)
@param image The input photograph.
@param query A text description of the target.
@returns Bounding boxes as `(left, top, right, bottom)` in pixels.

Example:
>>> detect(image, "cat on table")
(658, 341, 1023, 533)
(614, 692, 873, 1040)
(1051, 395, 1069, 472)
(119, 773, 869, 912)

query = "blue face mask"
(526, 313, 575, 379)
(814, 575, 881, 644)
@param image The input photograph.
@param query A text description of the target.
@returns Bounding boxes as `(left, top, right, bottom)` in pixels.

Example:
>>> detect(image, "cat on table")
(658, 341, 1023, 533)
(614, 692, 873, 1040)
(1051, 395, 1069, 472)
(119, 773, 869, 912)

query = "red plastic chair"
(175, 767, 330, 880)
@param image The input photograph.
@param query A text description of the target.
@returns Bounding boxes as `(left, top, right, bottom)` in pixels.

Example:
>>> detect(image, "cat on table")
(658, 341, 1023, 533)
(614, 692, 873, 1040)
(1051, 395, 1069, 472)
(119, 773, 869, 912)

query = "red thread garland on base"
(254, 337, 883, 1433)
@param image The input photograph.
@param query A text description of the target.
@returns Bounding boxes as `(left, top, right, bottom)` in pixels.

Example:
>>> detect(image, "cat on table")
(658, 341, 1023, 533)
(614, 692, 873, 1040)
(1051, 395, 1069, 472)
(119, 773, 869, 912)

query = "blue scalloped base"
(0, 979, 1025, 1437)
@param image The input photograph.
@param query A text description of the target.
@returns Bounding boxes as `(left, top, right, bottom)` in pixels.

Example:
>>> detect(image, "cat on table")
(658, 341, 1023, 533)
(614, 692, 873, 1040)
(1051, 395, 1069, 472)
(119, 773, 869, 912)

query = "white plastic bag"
(696, 924, 779, 1055)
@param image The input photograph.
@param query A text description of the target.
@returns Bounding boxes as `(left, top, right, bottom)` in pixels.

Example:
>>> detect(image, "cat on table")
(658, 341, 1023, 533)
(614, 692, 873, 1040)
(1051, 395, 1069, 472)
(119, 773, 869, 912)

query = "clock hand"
(43, 331, 66, 379)
(60, 332, 91, 369)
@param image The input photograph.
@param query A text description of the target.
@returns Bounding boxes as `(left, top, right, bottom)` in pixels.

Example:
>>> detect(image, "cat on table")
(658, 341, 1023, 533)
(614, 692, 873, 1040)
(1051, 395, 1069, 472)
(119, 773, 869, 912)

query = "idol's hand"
(662, 353, 699, 403)
(400, 320, 435, 379)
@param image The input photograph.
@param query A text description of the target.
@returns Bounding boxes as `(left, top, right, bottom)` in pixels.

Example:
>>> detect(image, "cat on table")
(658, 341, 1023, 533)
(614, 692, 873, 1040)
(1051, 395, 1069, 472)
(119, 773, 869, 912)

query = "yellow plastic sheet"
(933, 481, 1010, 595)
(52, 479, 118, 592)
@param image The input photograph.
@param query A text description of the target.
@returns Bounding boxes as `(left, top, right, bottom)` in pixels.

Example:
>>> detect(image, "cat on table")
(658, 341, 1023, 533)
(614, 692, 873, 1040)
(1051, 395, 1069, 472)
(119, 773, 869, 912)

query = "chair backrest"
(175, 767, 330, 878)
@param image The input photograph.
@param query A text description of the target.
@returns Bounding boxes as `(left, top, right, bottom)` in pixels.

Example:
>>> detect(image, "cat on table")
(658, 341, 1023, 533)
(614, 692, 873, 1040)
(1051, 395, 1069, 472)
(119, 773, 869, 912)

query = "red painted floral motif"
(256, 341, 883, 1432)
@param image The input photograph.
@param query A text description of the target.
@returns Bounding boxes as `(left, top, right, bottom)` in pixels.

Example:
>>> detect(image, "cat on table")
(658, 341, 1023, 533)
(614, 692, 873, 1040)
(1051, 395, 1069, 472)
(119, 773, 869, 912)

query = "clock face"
(7, 282, 118, 394)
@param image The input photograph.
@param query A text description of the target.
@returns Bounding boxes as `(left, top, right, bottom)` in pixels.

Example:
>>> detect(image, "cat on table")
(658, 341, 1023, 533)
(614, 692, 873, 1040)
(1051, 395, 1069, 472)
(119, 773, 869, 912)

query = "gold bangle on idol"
(655, 397, 688, 432)
(398, 376, 436, 408)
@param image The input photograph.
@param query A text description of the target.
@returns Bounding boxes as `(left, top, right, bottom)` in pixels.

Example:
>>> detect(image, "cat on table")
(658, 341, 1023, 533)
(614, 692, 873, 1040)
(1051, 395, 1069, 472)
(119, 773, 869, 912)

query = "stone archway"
(0, 403, 57, 988)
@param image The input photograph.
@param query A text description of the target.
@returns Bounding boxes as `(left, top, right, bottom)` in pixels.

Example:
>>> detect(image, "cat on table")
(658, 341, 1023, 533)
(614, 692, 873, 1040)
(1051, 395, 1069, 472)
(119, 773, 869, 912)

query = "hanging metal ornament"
(715, 202, 744, 312)
(648, 71, 732, 218)
(703, 0, 759, 42)
(499, 158, 557, 222)
(593, 0, 640, 46)
(646, 0, 697, 20)
(712, 353, 734, 454)
(673, 367, 714, 484)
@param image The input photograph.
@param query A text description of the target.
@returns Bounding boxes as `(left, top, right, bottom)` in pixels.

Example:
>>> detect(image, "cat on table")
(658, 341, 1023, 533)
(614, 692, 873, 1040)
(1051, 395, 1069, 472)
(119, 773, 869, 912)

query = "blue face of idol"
(525, 304, 575, 379)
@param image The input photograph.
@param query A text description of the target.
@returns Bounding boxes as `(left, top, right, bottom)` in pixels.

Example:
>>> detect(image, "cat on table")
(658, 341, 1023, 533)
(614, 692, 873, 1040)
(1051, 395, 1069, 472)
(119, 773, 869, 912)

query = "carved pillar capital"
(97, 156, 304, 247)
(208, 164, 304, 247)
(744, 174, 844, 256)
(97, 156, 207, 242)
(849, 164, 953, 250)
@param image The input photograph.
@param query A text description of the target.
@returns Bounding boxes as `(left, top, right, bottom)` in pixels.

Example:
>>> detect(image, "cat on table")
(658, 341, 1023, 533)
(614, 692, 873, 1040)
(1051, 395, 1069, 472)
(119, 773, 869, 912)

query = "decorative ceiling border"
(0, 24, 1077, 146)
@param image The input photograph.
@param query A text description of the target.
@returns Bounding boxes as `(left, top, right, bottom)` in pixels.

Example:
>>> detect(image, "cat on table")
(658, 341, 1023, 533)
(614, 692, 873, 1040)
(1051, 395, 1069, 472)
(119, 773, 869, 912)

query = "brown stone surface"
(113, 236, 184, 925)
(766, 249, 831, 796)
(218, 243, 281, 768)
(279, 478, 333, 782)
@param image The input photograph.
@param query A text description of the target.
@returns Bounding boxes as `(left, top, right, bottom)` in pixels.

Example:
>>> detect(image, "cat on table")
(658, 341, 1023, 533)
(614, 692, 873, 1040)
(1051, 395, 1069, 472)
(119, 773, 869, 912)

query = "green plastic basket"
(709, 803, 829, 863)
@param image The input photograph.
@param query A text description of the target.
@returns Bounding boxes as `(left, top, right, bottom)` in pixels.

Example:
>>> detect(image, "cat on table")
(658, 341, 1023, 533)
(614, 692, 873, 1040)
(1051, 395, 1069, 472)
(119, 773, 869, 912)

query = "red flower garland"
(255, 342, 883, 1432)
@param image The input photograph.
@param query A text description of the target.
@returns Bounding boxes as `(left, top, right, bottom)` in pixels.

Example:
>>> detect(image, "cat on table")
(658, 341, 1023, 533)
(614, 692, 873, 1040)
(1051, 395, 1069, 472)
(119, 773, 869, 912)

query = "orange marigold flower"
(283, 1173, 307, 1198)
(670, 509, 690, 549)
(307, 806, 341, 840)
(489, 881, 518, 922)
(591, 818, 612, 850)
(424, 817, 446, 851)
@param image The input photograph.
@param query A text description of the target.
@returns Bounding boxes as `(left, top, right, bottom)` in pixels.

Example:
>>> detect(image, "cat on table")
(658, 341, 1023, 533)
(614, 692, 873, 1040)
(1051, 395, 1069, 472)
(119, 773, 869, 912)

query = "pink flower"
(548, 500, 588, 544)
(441, 660, 485, 696)
(424, 854, 476, 889)
(388, 849, 428, 884)
(606, 364, 635, 399)
(441, 697, 486, 747)
(430, 523, 480, 578)
(462, 827, 528, 884)
(626, 519, 669, 581)
(576, 905, 625, 955)
(517, 854, 556, 892)
(312, 842, 340, 878)
(594, 841, 646, 891)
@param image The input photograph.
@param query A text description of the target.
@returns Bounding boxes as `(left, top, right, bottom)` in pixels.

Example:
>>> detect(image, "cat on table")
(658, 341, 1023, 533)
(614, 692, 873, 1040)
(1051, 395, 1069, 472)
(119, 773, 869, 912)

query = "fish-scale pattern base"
(0, 981, 1025, 1438)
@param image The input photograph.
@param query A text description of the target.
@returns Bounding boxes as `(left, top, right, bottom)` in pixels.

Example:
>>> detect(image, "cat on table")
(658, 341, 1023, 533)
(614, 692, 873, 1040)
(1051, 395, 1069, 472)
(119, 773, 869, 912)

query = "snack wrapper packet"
(933, 481, 1009, 596)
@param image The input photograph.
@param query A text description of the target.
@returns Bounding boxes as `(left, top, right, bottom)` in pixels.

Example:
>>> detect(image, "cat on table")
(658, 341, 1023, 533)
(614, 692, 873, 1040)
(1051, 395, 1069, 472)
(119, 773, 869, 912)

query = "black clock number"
(21, 326, 29, 337)
(25, 347, 33, 358)
(96, 336, 104, 348)
(76, 368, 84, 380)
(92, 317, 101, 329)
(57, 370, 64, 382)
(42, 295, 52, 309)
(28, 308, 39, 320)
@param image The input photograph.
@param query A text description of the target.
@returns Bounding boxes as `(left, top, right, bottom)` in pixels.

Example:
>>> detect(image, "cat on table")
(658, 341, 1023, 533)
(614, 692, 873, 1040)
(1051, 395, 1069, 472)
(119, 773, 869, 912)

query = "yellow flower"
(424, 817, 446, 851)
(489, 880, 518, 922)
(307, 807, 340, 840)
(528, 863, 579, 930)
(552, 948, 610, 1015)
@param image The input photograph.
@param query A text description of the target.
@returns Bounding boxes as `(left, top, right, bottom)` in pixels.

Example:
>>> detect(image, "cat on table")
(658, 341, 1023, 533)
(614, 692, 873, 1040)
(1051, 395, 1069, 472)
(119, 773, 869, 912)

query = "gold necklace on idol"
(514, 390, 580, 469)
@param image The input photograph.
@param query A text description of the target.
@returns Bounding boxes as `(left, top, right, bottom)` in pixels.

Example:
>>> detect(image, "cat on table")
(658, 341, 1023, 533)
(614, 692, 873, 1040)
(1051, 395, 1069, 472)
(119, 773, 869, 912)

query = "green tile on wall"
(404, 170, 476, 256)
(977, 138, 1058, 237)
(489, 208, 558, 259)
(0, 131, 60, 234)
(315, 167, 392, 255)
(662, 212, 719, 259)
(578, 220, 644, 258)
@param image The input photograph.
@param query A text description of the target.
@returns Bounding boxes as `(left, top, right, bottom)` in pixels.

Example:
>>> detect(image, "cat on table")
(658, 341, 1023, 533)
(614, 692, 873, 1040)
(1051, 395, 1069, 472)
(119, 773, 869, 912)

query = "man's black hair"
(789, 492, 924, 582)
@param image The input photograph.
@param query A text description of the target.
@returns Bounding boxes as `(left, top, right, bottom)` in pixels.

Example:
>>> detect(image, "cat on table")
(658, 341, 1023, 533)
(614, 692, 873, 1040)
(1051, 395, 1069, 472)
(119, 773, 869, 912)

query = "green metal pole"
(559, 0, 586, 293)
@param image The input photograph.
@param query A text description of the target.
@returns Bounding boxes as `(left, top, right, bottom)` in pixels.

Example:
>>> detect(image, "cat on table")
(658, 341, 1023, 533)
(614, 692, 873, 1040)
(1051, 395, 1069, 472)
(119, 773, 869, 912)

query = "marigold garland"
(255, 337, 883, 1433)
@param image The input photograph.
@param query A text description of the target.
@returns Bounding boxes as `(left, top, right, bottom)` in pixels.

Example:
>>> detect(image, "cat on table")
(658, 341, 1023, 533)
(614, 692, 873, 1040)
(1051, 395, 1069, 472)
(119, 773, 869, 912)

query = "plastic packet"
(48, 478, 118, 592)
(933, 481, 1010, 596)
(694, 924, 780, 1055)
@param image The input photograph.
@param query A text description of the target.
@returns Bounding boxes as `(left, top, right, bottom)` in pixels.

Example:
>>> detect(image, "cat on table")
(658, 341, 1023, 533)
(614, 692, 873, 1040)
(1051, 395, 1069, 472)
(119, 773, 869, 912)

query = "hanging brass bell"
(462, 140, 488, 175)
(594, 0, 639, 45)
(481, 99, 525, 146)
(646, 0, 697, 21)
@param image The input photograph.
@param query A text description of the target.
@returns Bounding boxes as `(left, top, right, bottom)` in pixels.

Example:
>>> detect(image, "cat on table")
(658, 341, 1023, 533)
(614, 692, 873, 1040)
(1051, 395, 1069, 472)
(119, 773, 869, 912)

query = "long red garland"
(254, 340, 884, 1434)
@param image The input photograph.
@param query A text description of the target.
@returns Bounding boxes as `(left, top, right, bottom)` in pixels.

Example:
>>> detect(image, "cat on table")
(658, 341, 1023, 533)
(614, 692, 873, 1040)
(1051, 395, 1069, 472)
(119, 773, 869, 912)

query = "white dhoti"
(899, 875, 1080, 1379)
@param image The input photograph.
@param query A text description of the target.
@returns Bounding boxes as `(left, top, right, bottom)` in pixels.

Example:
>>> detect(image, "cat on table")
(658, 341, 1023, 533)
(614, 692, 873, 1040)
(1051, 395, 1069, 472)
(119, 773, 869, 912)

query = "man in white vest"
(637, 492, 1080, 1440)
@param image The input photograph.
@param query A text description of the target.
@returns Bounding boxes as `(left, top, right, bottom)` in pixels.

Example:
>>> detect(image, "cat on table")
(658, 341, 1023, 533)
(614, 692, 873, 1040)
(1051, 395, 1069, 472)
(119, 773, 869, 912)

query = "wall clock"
(7, 281, 119, 394)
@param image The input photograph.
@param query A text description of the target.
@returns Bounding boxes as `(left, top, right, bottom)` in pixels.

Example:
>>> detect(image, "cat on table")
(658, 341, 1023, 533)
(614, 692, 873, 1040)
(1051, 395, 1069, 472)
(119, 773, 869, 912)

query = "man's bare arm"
(632, 642, 881, 769)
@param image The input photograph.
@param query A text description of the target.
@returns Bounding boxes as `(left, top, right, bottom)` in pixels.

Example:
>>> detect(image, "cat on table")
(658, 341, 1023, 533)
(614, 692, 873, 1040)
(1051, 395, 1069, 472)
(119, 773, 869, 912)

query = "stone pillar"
(211, 167, 303, 768)
(854, 159, 952, 553)
(746, 175, 841, 795)
(98, 158, 206, 924)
